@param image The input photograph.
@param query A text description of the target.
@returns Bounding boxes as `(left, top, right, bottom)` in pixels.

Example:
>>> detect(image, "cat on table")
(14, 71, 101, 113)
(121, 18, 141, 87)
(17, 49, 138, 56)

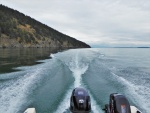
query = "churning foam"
(54, 49, 103, 113)
(111, 72, 150, 113)
(54, 50, 89, 113)
(0, 65, 43, 113)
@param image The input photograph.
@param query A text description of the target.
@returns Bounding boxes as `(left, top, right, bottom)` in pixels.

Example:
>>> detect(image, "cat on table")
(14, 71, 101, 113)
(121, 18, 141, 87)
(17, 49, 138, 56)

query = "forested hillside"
(0, 5, 90, 48)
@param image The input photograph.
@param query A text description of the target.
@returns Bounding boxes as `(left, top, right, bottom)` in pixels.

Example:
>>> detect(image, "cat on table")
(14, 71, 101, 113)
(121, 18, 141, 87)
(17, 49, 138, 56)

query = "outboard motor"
(70, 87, 91, 113)
(104, 93, 131, 113)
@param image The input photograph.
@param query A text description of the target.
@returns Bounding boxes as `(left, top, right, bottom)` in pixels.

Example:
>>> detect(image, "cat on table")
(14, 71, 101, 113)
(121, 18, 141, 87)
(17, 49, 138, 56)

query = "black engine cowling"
(104, 93, 131, 113)
(70, 87, 91, 113)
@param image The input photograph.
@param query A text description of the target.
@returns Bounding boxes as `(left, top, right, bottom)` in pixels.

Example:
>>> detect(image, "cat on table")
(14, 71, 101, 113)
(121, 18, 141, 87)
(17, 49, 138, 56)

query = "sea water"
(0, 48, 149, 113)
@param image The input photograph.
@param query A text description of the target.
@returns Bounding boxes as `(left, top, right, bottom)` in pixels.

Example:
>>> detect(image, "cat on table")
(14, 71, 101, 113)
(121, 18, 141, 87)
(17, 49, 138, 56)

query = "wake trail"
(0, 67, 42, 113)
(54, 49, 103, 113)
(111, 72, 150, 113)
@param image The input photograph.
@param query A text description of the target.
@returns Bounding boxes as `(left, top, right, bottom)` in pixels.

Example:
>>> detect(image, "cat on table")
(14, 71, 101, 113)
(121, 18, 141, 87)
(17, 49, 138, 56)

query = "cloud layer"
(1, 0, 150, 47)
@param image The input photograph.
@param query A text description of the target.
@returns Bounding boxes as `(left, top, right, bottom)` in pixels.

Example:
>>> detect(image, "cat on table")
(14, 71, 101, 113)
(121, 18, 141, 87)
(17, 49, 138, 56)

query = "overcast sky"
(1, 0, 150, 47)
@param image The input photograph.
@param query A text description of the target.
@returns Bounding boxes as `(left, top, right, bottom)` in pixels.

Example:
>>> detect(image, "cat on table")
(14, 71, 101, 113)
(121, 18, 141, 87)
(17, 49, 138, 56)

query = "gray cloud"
(1, 0, 150, 47)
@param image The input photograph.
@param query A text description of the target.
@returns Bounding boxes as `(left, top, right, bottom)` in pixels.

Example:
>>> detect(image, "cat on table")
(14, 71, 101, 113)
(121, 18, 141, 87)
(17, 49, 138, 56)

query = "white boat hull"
(24, 108, 36, 113)
(131, 106, 142, 113)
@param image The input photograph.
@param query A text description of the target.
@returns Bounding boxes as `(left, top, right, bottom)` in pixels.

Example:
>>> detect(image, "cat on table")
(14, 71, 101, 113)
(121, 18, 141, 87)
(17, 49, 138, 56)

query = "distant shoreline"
(92, 47, 150, 48)
(113, 47, 150, 48)
(0, 46, 87, 49)
(0, 46, 150, 49)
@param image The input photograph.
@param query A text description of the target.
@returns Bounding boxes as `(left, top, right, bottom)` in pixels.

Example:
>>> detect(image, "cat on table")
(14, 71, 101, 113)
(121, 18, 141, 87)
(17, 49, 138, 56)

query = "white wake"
(54, 49, 103, 113)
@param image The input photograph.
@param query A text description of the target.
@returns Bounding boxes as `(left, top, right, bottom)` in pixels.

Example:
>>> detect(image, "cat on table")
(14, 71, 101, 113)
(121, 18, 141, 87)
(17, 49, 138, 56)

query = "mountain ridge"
(0, 4, 90, 48)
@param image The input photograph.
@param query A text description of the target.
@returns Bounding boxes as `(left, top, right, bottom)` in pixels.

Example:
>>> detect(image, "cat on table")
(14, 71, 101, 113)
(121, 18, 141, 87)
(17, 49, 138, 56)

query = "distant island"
(0, 5, 90, 48)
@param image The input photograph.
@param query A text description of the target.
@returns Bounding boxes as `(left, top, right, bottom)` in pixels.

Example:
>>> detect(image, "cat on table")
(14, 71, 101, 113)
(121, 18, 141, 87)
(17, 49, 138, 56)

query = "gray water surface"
(0, 48, 61, 73)
(0, 48, 149, 113)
